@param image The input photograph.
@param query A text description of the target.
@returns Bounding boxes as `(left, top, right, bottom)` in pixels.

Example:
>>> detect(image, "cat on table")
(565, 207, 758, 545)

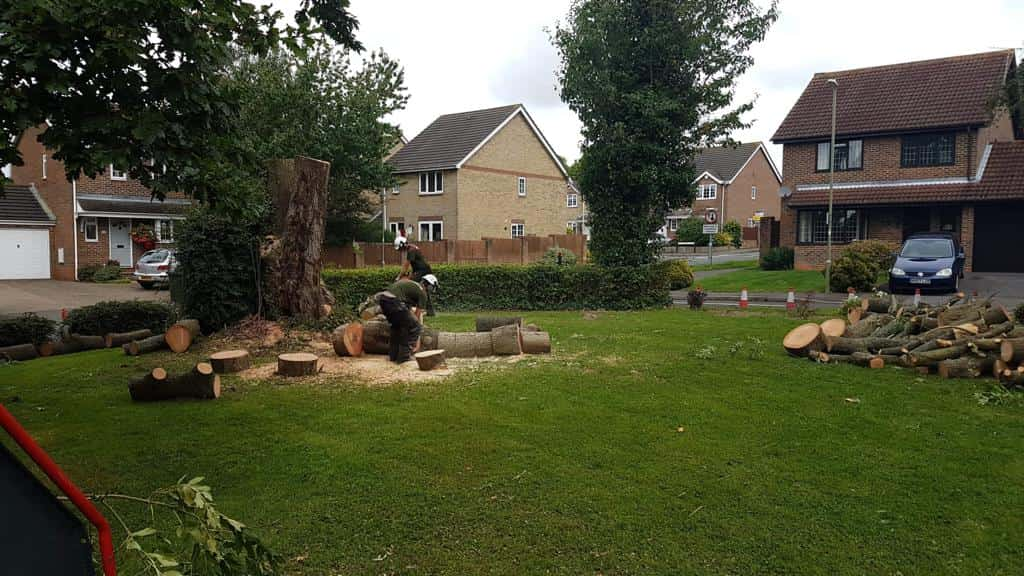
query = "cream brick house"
(383, 104, 584, 241)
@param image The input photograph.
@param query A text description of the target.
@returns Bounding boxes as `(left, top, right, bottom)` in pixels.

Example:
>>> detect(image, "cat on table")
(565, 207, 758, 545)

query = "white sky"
(275, 0, 1023, 166)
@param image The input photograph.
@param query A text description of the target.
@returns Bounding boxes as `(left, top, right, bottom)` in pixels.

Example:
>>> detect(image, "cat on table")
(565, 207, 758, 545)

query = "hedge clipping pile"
(783, 292, 1024, 386)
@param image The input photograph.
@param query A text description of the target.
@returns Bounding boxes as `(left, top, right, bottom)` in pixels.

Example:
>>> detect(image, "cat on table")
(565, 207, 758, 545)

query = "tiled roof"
(0, 185, 55, 223)
(773, 50, 1015, 142)
(77, 195, 190, 217)
(388, 105, 522, 173)
(976, 141, 1024, 199)
(695, 142, 762, 182)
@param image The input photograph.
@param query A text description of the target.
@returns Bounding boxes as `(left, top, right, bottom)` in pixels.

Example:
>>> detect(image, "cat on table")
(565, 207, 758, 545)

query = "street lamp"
(825, 78, 838, 294)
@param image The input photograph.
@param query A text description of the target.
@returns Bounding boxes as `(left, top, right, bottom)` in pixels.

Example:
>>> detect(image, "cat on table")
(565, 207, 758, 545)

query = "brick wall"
(725, 148, 782, 227)
(867, 208, 902, 244)
(385, 169, 459, 240)
(960, 204, 975, 272)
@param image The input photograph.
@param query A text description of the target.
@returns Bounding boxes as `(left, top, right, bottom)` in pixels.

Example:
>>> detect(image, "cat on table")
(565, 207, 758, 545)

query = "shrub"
(847, 240, 899, 273)
(0, 313, 57, 347)
(723, 220, 743, 248)
(64, 300, 175, 336)
(713, 232, 732, 247)
(827, 240, 899, 293)
(666, 260, 694, 290)
(675, 218, 706, 244)
(540, 247, 578, 267)
(323, 263, 672, 312)
(91, 264, 122, 282)
(1015, 303, 1024, 324)
(761, 247, 794, 270)
(78, 264, 102, 282)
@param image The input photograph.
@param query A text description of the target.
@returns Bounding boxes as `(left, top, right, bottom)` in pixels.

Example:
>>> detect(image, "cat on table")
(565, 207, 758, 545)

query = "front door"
(108, 218, 133, 268)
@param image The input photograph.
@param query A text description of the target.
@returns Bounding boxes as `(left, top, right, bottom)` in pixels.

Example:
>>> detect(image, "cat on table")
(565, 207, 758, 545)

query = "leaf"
(131, 527, 158, 538)
(147, 552, 179, 567)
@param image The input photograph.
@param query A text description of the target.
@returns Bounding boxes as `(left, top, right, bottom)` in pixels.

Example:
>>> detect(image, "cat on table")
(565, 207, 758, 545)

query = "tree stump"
(105, 329, 153, 348)
(128, 364, 221, 402)
(491, 325, 523, 355)
(521, 331, 551, 354)
(0, 344, 39, 362)
(819, 318, 847, 339)
(123, 334, 168, 356)
(165, 319, 201, 353)
(277, 353, 320, 377)
(475, 317, 522, 332)
(209, 350, 252, 373)
(414, 350, 446, 371)
(332, 323, 365, 357)
(782, 323, 823, 357)
(999, 338, 1024, 363)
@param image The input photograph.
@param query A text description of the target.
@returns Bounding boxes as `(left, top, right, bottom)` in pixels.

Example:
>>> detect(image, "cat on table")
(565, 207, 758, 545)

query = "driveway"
(0, 280, 170, 321)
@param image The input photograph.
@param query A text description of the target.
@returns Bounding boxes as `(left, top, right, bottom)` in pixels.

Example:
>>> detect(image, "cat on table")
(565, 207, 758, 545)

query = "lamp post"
(825, 78, 838, 294)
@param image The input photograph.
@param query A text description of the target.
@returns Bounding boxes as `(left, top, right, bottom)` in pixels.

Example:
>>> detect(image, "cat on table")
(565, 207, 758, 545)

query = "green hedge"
(0, 313, 57, 347)
(323, 263, 671, 312)
(64, 300, 176, 336)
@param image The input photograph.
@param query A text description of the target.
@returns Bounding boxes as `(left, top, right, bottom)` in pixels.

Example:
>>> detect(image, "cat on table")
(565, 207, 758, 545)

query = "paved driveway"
(0, 280, 170, 320)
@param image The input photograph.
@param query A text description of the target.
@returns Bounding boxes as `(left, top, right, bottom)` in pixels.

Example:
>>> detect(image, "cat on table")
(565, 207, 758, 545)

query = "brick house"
(1, 126, 189, 280)
(772, 50, 1022, 272)
(664, 142, 782, 242)
(383, 104, 584, 241)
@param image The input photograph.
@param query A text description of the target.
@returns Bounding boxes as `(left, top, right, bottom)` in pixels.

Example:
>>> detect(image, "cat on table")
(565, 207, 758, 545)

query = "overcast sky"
(276, 0, 1022, 166)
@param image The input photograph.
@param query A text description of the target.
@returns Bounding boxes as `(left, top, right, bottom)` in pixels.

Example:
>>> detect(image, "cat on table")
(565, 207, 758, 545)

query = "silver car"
(133, 249, 177, 290)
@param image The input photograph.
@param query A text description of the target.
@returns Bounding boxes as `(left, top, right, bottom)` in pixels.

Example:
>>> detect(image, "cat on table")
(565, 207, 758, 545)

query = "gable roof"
(692, 142, 781, 184)
(773, 50, 1016, 143)
(388, 104, 569, 178)
(0, 185, 56, 225)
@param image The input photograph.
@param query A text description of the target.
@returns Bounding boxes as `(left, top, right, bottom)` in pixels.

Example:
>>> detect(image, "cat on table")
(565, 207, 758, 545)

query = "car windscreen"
(900, 238, 953, 259)
(139, 250, 170, 264)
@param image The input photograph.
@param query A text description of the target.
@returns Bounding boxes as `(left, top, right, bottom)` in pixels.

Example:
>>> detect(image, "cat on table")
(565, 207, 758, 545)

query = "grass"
(689, 259, 759, 272)
(2, 309, 1023, 575)
(697, 268, 827, 293)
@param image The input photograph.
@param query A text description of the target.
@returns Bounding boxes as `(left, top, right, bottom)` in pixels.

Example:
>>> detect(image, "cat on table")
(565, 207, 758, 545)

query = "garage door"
(974, 203, 1024, 272)
(0, 229, 51, 280)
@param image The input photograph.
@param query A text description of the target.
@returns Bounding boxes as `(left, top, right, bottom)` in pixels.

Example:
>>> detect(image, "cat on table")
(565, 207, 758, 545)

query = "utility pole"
(381, 188, 387, 268)
(825, 78, 838, 294)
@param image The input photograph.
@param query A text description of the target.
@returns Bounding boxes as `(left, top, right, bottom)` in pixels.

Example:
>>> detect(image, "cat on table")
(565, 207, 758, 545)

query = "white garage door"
(0, 228, 51, 280)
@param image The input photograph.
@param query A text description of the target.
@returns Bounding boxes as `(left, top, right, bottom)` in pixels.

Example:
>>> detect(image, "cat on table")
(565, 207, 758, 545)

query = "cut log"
(105, 329, 153, 349)
(123, 334, 168, 356)
(938, 305, 983, 326)
(979, 321, 1012, 339)
(846, 307, 863, 325)
(999, 366, 1024, 387)
(70, 334, 106, 350)
(128, 364, 221, 402)
(277, 352, 321, 376)
(0, 344, 39, 362)
(435, 332, 494, 358)
(861, 297, 891, 314)
(968, 338, 1003, 352)
(490, 325, 523, 355)
(475, 317, 523, 332)
(937, 356, 997, 379)
(819, 318, 847, 339)
(983, 304, 1011, 326)
(910, 343, 970, 366)
(360, 320, 392, 355)
(37, 339, 87, 357)
(332, 323, 365, 357)
(846, 314, 892, 338)
(783, 323, 824, 357)
(850, 352, 885, 369)
(165, 319, 201, 353)
(999, 338, 1024, 363)
(992, 358, 1011, 379)
(825, 336, 903, 355)
(521, 331, 552, 354)
(414, 350, 446, 371)
(872, 320, 906, 338)
(935, 338, 955, 348)
(918, 316, 939, 332)
(209, 350, 252, 373)
(1004, 326, 1024, 339)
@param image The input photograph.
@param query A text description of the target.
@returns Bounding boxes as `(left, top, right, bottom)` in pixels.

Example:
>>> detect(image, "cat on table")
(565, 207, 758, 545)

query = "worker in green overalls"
(394, 236, 437, 316)
(374, 275, 430, 363)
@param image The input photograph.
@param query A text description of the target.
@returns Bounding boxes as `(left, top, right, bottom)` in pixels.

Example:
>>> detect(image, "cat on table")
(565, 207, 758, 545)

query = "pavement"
(0, 280, 170, 321)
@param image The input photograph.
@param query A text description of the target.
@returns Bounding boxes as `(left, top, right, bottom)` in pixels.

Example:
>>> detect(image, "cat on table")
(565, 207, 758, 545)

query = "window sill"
(84, 239, 99, 243)
(418, 191, 443, 196)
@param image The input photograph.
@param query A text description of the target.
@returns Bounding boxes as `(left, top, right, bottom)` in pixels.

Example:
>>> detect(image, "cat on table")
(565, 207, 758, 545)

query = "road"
(660, 248, 759, 267)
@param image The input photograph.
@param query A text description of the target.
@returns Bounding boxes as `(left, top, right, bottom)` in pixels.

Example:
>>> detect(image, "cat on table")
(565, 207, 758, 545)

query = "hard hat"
(393, 235, 408, 250)
(421, 274, 439, 287)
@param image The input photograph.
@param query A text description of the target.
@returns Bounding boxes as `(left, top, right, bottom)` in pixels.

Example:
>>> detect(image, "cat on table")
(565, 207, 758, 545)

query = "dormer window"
(110, 165, 128, 180)
(816, 139, 862, 172)
(698, 183, 717, 200)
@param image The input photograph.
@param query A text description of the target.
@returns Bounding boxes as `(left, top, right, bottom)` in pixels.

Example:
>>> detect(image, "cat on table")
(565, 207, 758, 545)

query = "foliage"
(666, 260, 694, 290)
(64, 301, 174, 335)
(993, 54, 1023, 139)
(687, 286, 707, 310)
(839, 297, 863, 318)
(540, 247, 579, 267)
(323, 263, 672, 312)
(173, 209, 263, 332)
(78, 265, 102, 282)
(723, 220, 744, 248)
(1, 0, 360, 213)
(828, 240, 898, 293)
(761, 247, 794, 270)
(96, 477, 280, 575)
(326, 218, 396, 245)
(675, 218, 708, 244)
(729, 336, 766, 360)
(694, 344, 716, 359)
(0, 313, 56, 347)
(92, 264, 123, 282)
(1015, 303, 1024, 325)
(554, 0, 777, 267)
(714, 232, 733, 247)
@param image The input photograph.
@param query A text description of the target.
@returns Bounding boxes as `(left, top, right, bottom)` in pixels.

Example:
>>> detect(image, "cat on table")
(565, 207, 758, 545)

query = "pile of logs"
(128, 362, 221, 402)
(783, 292, 1024, 387)
(0, 318, 204, 364)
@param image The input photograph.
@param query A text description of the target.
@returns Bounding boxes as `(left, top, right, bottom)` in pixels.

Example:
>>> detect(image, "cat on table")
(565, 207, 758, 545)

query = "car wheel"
(138, 281, 155, 290)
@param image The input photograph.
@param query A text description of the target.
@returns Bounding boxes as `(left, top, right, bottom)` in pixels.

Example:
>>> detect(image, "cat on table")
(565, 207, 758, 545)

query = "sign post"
(703, 210, 719, 266)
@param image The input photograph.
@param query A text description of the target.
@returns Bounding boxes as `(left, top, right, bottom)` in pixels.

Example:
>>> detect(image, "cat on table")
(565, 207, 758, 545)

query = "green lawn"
(689, 259, 759, 272)
(697, 268, 828, 293)
(2, 310, 1022, 575)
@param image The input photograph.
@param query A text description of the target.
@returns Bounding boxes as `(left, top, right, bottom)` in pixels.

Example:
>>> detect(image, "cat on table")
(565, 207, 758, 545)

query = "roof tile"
(388, 105, 522, 173)
(0, 185, 54, 223)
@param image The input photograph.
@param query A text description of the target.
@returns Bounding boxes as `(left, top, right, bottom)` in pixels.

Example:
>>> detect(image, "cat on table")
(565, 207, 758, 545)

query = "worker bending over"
(374, 275, 432, 363)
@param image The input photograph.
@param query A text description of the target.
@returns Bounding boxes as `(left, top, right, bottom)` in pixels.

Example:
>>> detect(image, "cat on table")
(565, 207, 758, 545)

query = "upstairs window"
(901, 133, 956, 168)
(698, 183, 717, 200)
(816, 139, 862, 171)
(518, 177, 527, 197)
(751, 186, 757, 200)
(41, 154, 47, 179)
(566, 193, 579, 208)
(419, 171, 443, 194)
(110, 165, 128, 180)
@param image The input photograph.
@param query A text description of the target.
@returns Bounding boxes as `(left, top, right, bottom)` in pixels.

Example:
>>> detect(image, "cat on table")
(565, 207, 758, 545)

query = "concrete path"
(0, 280, 169, 321)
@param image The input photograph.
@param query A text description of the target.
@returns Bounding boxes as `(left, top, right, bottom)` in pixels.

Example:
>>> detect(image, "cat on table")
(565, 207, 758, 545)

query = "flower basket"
(131, 224, 157, 251)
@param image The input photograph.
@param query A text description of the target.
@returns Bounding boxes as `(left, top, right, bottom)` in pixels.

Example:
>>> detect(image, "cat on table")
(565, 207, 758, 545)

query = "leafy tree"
(0, 0, 360, 214)
(723, 219, 743, 248)
(554, 0, 777, 267)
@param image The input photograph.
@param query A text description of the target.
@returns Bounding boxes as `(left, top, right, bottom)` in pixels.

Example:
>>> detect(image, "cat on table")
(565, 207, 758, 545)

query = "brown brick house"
(1, 126, 189, 280)
(772, 50, 1022, 272)
(383, 104, 584, 241)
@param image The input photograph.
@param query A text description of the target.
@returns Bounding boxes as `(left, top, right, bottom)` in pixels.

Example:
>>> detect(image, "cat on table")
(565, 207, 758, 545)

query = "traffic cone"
(913, 288, 921, 307)
(60, 308, 68, 320)
(847, 287, 857, 302)
(739, 287, 749, 309)
(786, 287, 796, 310)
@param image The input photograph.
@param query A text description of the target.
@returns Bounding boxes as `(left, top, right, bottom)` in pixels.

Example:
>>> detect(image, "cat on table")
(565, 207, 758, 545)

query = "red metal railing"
(0, 403, 117, 576)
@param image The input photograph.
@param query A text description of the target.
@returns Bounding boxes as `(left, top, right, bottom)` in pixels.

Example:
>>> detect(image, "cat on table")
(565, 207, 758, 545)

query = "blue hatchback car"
(888, 233, 965, 294)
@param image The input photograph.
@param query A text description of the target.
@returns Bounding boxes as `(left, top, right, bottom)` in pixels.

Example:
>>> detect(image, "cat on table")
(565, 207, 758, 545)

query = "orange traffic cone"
(786, 287, 796, 310)
(60, 308, 68, 320)
(739, 287, 749, 309)
(913, 288, 921, 307)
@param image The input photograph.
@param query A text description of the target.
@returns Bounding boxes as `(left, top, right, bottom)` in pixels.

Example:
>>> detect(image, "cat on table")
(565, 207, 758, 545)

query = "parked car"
(888, 233, 964, 294)
(132, 249, 177, 290)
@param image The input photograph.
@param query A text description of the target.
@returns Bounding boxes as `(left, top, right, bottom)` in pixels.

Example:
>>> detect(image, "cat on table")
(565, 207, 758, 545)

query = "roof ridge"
(437, 103, 522, 119)
(812, 49, 1015, 78)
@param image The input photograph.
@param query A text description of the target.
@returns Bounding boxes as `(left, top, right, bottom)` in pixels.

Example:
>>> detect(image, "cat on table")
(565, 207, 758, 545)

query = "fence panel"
(324, 234, 588, 268)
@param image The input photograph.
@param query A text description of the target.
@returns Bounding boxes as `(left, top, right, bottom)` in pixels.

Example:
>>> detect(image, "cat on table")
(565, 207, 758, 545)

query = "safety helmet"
(393, 235, 408, 250)
(421, 274, 439, 288)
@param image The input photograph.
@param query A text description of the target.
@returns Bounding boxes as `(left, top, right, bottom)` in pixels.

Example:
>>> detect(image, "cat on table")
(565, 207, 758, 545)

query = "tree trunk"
(846, 314, 892, 338)
(783, 323, 824, 357)
(910, 342, 970, 366)
(273, 156, 334, 321)
(209, 350, 252, 373)
(38, 339, 87, 357)
(937, 355, 996, 379)
(0, 344, 39, 362)
(490, 325, 523, 355)
(414, 350, 446, 371)
(999, 338, 1024, 363)
(819, 318, 847, 339)
(123, 334, 168, 356)
(70, 334, 106, 350)
(361, 320, 392, 355)
(983, 304, 1011, 326)
(521, 331, 552, 354)
(105, 329, 153, 349)
(436, 332, 494, 358)
(277, 353, 321, 377)
(332, 323, 365, 357)
(861, 297, 890, 314)
(128, 364, 221, 402)
(475, 317, 523, 332)
(165, 319, 201, 353)
(825, 336, 903, 355)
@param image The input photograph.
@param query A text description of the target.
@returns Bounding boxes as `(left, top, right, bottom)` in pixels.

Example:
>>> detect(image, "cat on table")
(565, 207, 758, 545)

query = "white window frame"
(391, 184, 400, 195)
(566, 193, 578, 208)
(510, 223, 525, 238)
(41, 154, 47, 179)
(110, 164, 128, 181)
(419, 171, 443, 195)
(517, 177, 527, 197)
(699, 183, 717, 200)
(751, 186, 757, 200)
(83, 217, 99, 242)
(154, 219, 174, 243)
(747, 218, 755, 228)
(418, 220, 443, 241)
(567, 221, 583, 235)
(388, 221, 405, 236)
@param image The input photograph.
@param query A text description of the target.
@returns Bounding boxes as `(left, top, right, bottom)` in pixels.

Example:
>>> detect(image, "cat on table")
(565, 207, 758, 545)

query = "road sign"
(704, 210, 718, 224)
(702, 224, 719, 234)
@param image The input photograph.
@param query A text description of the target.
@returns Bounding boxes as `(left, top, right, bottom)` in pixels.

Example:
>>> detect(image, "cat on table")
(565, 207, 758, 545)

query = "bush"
(1015, 303, 1024, 324)
(0, 313, 57, 347)
(723, 220, 743, 248)
(323, 263, 672, 312)
(540, 247, 578, 267)
(64, 300, 175, 336)
(78, 264, 102, 282)
(666, 260, 694, 290)
(91, 264, 122, 282)
(687, 286, 707, 310)
(713, 232, 732, 247)
(761, 247, 794, 270)
(827, 240, 899, 293)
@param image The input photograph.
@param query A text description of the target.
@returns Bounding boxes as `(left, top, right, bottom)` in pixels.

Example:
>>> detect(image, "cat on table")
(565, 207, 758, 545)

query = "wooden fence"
(324, 234, 587, 269)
